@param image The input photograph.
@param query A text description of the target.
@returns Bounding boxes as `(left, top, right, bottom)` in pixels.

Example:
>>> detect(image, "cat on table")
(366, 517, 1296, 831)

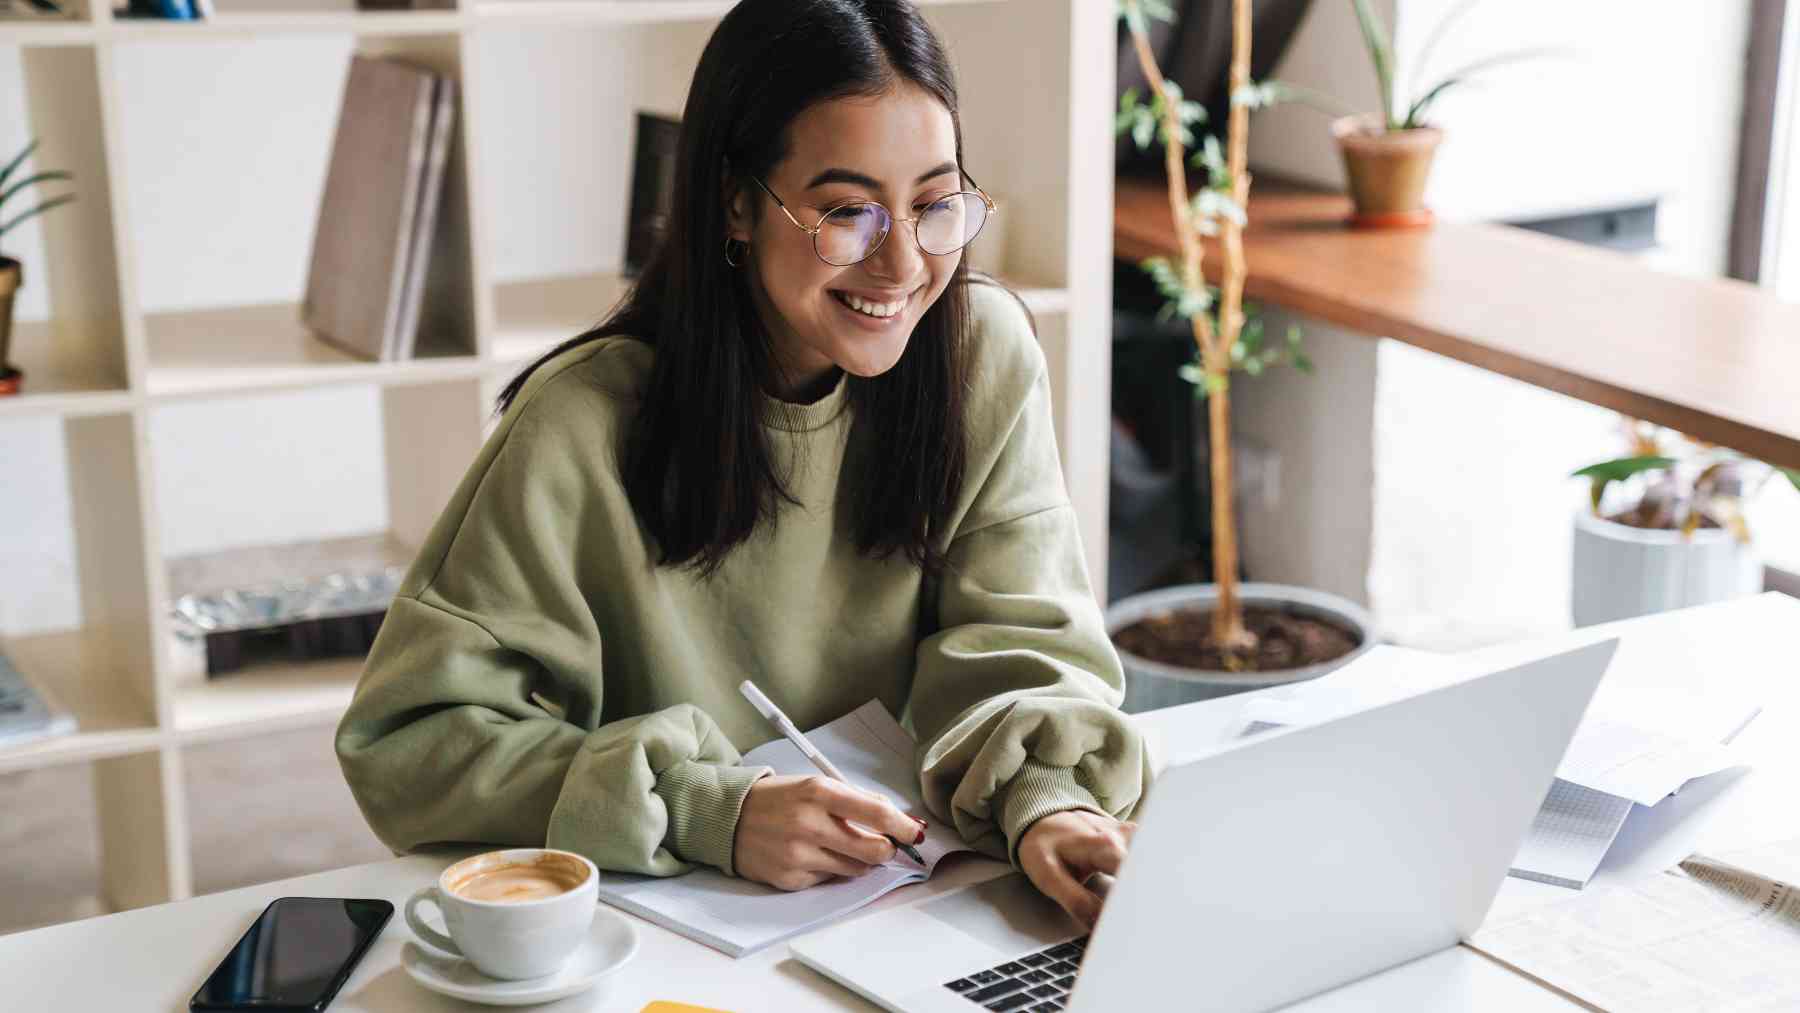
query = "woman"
(335, 0, 1152, 931)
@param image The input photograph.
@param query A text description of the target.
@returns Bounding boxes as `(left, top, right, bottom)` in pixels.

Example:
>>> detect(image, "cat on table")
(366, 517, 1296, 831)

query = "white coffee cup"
(405, 848, 599, 980)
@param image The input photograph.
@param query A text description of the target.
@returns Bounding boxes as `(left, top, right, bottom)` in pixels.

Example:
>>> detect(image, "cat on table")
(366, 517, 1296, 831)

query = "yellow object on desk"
(640, 1003, 736, 1013)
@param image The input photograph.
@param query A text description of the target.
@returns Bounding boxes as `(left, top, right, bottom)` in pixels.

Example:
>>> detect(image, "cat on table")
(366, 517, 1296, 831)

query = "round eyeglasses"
(749, 172, 997, 268)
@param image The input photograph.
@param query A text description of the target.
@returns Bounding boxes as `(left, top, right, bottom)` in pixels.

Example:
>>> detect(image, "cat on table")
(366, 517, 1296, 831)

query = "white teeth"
(839, 292, 904, 319)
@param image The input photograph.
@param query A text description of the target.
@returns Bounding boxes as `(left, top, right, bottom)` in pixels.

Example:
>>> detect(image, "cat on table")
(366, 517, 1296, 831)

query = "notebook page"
(741, 699, 971, 870)
(594, 699, 969, 956)
(597, 860, 924, 957)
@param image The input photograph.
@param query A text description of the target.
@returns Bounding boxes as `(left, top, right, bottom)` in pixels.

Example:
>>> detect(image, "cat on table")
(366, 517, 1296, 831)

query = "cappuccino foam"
(448, 855, 588, 903)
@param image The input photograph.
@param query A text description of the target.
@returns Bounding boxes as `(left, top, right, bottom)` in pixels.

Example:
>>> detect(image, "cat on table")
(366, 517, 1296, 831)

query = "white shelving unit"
(0, 0, 1112, 912)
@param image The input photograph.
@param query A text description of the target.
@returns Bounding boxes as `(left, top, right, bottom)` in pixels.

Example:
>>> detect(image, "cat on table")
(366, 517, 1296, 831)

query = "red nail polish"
(912, 815, 927, 827)
(914, 827, 926, 845)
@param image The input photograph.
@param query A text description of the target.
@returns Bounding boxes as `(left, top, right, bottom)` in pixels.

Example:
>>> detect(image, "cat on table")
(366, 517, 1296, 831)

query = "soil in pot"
(1111, 605, 1361, 673)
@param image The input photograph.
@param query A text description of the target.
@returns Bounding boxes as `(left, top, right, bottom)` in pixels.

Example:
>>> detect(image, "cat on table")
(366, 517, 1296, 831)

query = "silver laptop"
(790, 638, 1618, 1013)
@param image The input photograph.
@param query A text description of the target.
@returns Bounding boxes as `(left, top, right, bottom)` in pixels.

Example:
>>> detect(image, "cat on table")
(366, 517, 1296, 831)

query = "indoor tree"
(1115, 0, 1309, 667)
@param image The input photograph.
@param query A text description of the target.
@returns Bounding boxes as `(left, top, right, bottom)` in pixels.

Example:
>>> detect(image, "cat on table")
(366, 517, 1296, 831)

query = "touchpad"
(919, 873, 1078, 955)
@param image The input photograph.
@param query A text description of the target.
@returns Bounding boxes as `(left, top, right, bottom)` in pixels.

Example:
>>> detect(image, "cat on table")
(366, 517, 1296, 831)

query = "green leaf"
(1293, 352, 1315, 373)
(1191, 188, 1246, 228)
(1243, 317, 1265, 348)
(0, 193, 76, 241)
(1407, 48, 1559, 127)
(0, 137, 39, 197)
(1781, 467, 1800, 493)
(1199, 134, 1225, 175)
(1132, 115, 1155, 150)
(1232, 81, 1277, 109)
(1237, 79, 1359, 119)
(1244, 357, 1264, 376)
(1178, 362, 1204, 386)
(1350, 0, 1396, 127)
(1141, 0, 1176, 21)
(1118, 0, 1147, 35)
(1570, 455, 1677, 482)
(0, 170, 73, 213)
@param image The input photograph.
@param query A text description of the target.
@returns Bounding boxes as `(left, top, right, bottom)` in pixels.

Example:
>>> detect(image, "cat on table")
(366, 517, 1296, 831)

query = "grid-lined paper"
(1508, 779, 1634, 890)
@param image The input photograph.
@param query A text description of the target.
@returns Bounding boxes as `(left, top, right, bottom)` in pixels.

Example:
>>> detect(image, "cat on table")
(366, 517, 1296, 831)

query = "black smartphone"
(190, 897, 394, 1012)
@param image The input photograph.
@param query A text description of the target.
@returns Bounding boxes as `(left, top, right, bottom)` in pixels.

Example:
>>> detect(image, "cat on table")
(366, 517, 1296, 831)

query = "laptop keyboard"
(941, 936, 1088, 1011)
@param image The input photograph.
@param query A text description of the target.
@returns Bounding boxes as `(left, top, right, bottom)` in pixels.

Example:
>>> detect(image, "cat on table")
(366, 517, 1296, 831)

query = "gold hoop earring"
(724, 237, 748, 267)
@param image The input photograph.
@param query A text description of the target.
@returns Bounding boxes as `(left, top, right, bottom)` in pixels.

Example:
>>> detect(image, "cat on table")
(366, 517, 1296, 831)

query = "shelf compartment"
(106, 8, 461, 40)
(114, 31, 480, 398)
(0, 20, 99, 45)
(0, 630, 161, 775)
(489, 271, 631, 365)
(142, 299, 488, 399)
(4, 43, 134, 404)
(0, 319, 131, 417)
(168, 654, 363, 744)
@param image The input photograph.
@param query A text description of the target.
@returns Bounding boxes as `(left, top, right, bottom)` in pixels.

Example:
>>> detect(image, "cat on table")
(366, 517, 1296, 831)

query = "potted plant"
(1108, 0, 1376, 712)
(1570, 419, 1800, 627)
(0, 137, 78, 396)
(1238, 0, 1549, 227)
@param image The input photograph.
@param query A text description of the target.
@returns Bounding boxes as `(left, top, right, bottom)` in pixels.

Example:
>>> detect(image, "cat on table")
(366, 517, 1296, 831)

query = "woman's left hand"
(1016, 809, 1138, 931)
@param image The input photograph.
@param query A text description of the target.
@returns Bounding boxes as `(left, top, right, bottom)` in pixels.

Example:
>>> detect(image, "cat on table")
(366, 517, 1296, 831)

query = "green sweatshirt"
(335, 282, 1155, 880)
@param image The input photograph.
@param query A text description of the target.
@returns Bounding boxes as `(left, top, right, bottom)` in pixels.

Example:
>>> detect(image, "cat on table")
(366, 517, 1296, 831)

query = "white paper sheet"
(1471, 839, 1800, 1012)
(592, 700, 974, 957)
(1554, 715, 1741, 807)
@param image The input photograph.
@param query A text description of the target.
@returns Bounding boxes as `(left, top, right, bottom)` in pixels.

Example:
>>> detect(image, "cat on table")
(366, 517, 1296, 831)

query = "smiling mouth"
(831, 289, 912, 319)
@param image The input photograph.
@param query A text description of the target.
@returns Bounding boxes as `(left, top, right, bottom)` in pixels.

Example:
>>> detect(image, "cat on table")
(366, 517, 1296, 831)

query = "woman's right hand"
(732, 774, 928, 891)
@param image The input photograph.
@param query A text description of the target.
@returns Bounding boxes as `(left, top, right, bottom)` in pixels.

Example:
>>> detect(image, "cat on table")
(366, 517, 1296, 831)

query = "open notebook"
(593, 699, 977, 957)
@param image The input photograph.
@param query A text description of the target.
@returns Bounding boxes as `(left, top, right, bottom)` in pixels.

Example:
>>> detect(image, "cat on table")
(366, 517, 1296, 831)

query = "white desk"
(9, 593, 1798, 1012)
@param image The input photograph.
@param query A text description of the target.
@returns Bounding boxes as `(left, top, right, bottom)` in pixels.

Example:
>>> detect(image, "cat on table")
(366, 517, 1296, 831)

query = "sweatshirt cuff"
(652, 760, 772, 877)
(998, 757, 1108, 870)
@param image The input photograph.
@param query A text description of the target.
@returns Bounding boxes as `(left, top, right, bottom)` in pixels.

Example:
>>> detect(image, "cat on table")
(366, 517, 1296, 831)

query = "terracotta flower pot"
(0, 256, 20, 396)
(1331, 114, 1442, 229)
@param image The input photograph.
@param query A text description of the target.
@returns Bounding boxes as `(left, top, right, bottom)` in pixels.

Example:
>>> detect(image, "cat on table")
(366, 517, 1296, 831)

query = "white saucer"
(401, 907, 639, 1006)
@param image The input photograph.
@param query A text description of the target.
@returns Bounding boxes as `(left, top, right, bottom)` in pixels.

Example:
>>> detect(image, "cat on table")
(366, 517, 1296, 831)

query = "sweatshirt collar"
(759, 369, 850, 432)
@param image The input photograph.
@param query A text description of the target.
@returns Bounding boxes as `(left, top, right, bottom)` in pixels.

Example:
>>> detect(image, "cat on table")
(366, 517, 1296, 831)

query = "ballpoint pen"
(739, 679, 928, 867)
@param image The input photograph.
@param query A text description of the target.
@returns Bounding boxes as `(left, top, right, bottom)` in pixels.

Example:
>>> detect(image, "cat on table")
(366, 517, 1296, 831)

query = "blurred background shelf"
(0, 630, 160, 776)
(470, 0, 999, 28)
(0, 320, 130, 418)
(104, 9, 461, 39)
(142, 301, 486, 400)
(168, 656, 363, 745)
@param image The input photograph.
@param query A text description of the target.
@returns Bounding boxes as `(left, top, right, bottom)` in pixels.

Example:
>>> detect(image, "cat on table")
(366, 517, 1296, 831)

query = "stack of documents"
(1236, 646, 1759, 889)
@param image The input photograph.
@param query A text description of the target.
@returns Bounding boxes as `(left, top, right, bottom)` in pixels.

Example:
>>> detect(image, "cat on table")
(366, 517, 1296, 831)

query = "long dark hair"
(495, 0, 985, 578)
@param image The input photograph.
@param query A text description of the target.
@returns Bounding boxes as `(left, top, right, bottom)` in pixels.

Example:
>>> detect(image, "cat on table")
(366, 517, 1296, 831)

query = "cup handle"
(404, 886, 461, 957)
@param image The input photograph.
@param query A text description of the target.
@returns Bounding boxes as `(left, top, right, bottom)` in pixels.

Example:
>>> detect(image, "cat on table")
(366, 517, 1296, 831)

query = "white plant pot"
(1104, 582, 1378, 713)
(1570, 509, 1762, 627)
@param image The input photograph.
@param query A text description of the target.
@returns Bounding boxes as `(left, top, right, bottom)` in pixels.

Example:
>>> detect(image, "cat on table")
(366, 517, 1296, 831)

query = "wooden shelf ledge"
(143, 300, 488, 400)
(1115, 177, 1800, 471)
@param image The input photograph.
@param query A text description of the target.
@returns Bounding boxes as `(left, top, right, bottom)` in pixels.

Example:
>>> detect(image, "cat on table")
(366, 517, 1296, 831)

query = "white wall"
(1233, 0, 1755, 648)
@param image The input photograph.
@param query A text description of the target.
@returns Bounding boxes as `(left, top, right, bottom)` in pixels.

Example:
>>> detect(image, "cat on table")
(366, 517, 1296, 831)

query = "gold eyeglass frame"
(748, 170, 999, 267)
